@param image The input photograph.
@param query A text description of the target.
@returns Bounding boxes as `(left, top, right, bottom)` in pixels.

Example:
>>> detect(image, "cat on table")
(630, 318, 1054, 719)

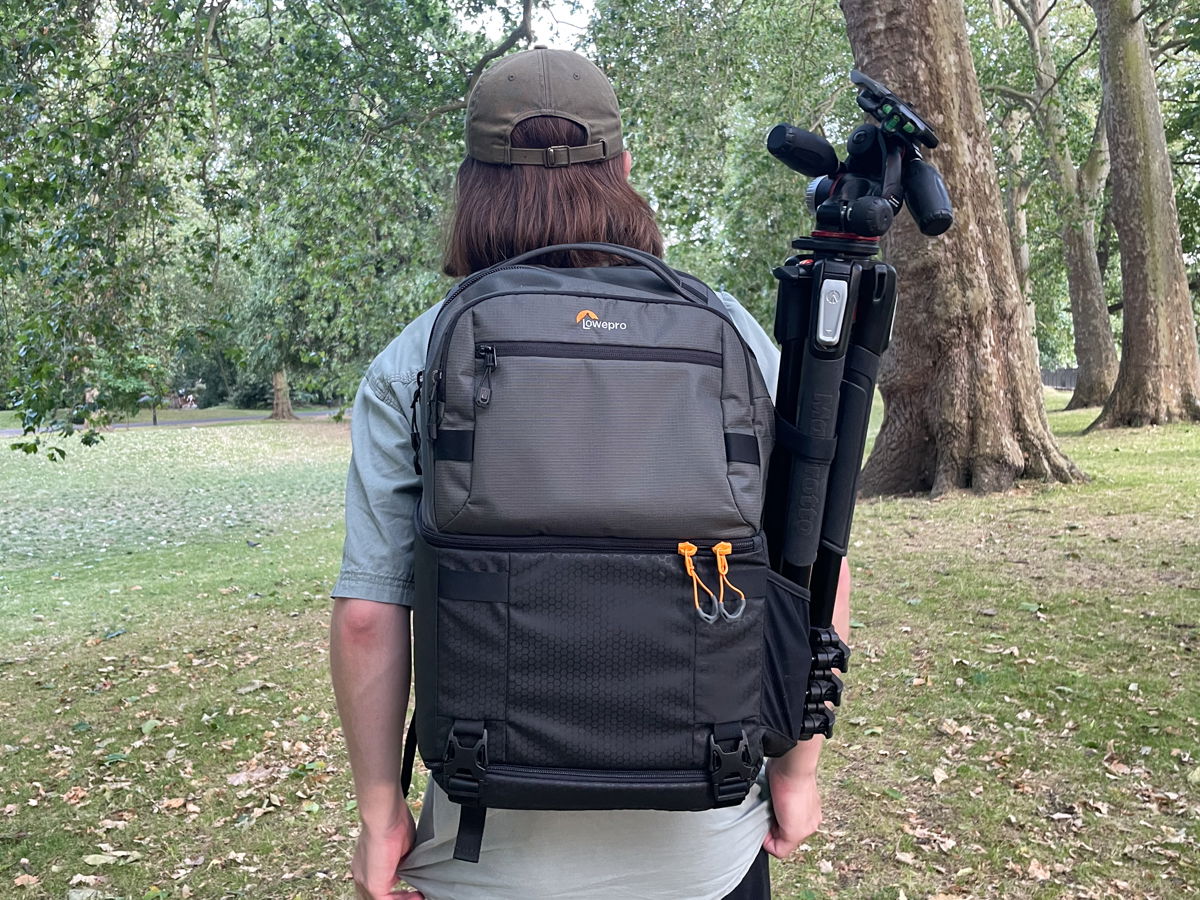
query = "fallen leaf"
(932, 767, 949, 785)
(68, 874, 108, 886)
(81, 854, 117, 866)
(1029, 858, 1051, 881)
(13, 873, 39, 887)
(895, 851, 916, 865)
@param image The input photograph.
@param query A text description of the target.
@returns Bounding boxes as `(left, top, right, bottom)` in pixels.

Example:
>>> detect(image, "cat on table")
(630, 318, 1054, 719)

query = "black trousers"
(720, 850, 771, 900)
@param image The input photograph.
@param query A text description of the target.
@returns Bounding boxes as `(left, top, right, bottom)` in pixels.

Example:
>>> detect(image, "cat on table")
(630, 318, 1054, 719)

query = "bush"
(228, 378, 272, 410)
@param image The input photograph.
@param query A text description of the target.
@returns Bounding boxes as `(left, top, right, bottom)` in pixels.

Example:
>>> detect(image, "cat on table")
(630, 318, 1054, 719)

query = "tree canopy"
(3, 0, 1198, 476)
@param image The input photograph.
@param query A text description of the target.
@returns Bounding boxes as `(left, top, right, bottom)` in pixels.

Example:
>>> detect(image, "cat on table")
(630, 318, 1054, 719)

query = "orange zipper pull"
(712, 542, 747, 619)
(678, 542, 718, 623)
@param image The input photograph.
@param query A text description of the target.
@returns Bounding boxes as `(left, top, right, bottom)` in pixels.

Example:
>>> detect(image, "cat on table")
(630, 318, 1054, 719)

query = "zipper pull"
(427, 370, 442, 439)
(712, 542, 747, 620)
(410, 371, 423, 475)
(679, 541, 719, 623)
(475, 344, 497, 407)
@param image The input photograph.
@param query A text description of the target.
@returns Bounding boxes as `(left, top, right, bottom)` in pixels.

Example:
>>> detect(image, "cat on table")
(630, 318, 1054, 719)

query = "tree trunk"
(269, 369, 297, 420)
(1004, 0, 1117, 409)
(841, 0, 1082, 495)
(1000, 110, 1032, 307)
(1062, 218, 1118, 407)
(1088, 0, 1200, 427)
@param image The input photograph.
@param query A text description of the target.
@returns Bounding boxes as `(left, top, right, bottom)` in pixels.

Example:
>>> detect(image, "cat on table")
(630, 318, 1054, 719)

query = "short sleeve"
(332, 303, 442, 605)
(717, 291, 780, 404)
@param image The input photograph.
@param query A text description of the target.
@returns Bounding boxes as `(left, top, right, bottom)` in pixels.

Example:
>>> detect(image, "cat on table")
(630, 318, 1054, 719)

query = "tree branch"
(805, 83, 850, 132)
(373, 0, 533, 135)
(1001, 0, 1036, 39)
(1079, 105, 1110, 201)
(464, 0, 534, 95)
(984, 83, 1038, 109)
(1152, 36, 1191, 58)
(1035, 0, 1060, 29)
(1035, 28, 1099, 110)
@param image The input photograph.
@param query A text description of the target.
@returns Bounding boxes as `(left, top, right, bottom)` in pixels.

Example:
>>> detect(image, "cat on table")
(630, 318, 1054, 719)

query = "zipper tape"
(478, 340, 722, 369)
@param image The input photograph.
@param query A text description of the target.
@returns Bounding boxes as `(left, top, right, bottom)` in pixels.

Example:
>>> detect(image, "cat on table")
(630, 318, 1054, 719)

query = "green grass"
(2, 404, 337, 432)
(0, 397, 1197, 898)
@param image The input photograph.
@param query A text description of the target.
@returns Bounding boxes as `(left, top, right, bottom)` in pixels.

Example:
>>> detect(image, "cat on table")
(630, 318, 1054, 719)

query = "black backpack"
(404, 244, 815, 861)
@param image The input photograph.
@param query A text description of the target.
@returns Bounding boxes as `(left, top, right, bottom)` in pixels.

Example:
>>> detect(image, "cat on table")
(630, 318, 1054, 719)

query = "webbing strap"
(724, 432, 761, 465)
(453, 805, 487, 863)
(847, 345, 881, 381)
(400, 716, 418, 797)
(773, 413, 838, 463)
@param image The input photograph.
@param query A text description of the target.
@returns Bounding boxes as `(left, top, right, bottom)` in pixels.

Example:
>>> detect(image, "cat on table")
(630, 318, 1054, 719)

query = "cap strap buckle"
(544, 145, 571, 167)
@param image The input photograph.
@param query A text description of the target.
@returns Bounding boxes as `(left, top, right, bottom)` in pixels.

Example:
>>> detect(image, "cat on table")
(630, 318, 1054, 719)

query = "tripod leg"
(764, 265, 811, 574)
(808, 263, 896, 625)
(778, 259, 861, 581)
(796, 264, 896, 741)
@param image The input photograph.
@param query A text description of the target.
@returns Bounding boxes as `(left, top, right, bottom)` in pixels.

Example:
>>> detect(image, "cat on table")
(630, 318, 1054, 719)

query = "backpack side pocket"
(760, 572, 814, 756)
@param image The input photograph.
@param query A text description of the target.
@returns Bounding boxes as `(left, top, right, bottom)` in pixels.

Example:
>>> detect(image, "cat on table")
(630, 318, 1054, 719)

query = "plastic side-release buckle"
(444, 724, 488, 805)
(709, 728, 756, 806)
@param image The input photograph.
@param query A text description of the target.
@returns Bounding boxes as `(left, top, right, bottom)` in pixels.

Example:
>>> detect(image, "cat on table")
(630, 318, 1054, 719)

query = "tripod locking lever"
(816, 278, 850, 347)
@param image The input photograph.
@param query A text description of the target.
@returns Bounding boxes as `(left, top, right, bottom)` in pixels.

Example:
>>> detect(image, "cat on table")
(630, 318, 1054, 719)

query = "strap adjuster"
(708, 729, 756, 805)
(444, 725, 488, 804)
(544, 145, 571, 167)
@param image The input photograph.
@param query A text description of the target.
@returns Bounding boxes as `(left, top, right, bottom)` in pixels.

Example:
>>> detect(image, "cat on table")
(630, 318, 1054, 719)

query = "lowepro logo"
(575, 309, 627, 331)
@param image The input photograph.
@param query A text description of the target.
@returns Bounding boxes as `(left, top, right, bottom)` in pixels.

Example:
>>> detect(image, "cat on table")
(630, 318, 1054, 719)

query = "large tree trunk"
(841, 0, 1082, 496)
(1062, 217, 1118, 406)
(1088, 0, 1200, 427)
(269, 368, 297, 420)
(1004, 0, 1117, 409)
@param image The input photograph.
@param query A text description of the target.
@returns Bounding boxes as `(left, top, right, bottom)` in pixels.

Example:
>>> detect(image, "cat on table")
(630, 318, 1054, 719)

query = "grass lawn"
(1, 394, 1197, 899)
(2, 405, 339, 434)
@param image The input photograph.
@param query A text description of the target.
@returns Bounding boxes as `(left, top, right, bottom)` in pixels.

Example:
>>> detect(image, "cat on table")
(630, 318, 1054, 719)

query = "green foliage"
(4, 0, 1196, 456)
(969, 0, 1108, 368)
(1, 0, 482, 455)
(592, 0, 856, 323)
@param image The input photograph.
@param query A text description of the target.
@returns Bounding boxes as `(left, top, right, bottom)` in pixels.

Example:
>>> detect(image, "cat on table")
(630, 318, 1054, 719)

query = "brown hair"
(442, 116, 664, 276)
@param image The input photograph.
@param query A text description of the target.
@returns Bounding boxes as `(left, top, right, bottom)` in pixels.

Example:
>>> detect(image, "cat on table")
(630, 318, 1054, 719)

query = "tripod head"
(767, 70, 953, 240)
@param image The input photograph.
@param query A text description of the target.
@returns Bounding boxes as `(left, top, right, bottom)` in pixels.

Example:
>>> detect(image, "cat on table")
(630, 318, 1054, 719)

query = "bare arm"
(330, 598, 423, 900)
(762, 559, 851, 858)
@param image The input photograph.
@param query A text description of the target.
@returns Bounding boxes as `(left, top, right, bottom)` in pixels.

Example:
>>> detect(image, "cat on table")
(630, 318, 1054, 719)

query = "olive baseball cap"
(465, 45, 624, 167)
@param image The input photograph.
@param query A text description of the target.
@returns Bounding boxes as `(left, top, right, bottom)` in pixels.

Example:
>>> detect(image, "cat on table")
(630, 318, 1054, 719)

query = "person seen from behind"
(330, 45, 852, 900)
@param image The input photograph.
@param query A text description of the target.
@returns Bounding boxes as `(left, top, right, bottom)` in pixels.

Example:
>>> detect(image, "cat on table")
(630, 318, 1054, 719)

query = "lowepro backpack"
(404, 243, 815, 862)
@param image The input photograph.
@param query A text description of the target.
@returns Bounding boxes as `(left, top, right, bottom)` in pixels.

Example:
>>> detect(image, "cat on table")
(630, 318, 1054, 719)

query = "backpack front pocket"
(413, 527, 767, 790)
(434, 340, 751, 538)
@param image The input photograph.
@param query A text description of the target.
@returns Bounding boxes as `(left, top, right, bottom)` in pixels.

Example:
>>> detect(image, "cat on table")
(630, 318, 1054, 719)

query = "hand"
(351, 807, 424, 899)
(762, 765, 822, 860)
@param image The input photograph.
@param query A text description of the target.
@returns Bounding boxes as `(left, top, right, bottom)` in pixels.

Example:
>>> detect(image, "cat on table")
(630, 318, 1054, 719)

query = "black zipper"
(480, 340, 722, 369)
(433, 287, 759, 415)
(451, 763, 707, 783)
(419, 518, 760, 556)
(445, 264, 540, 303)
(474, 344, 497, 407)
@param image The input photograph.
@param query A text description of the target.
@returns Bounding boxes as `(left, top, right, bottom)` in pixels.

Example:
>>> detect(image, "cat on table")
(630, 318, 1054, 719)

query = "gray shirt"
(334, 291, 781, 900)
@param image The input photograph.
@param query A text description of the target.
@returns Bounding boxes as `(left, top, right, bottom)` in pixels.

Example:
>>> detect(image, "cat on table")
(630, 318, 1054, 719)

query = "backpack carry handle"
(500, 242, 709, 305)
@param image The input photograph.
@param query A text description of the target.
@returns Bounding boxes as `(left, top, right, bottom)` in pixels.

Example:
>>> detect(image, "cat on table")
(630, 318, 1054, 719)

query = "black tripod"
(764, 234, 897, 737)
(764, 71, 952, 739)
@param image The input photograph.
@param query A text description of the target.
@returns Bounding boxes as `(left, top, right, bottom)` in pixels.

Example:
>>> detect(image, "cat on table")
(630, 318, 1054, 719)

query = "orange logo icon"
(576, 310, 599, 323)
